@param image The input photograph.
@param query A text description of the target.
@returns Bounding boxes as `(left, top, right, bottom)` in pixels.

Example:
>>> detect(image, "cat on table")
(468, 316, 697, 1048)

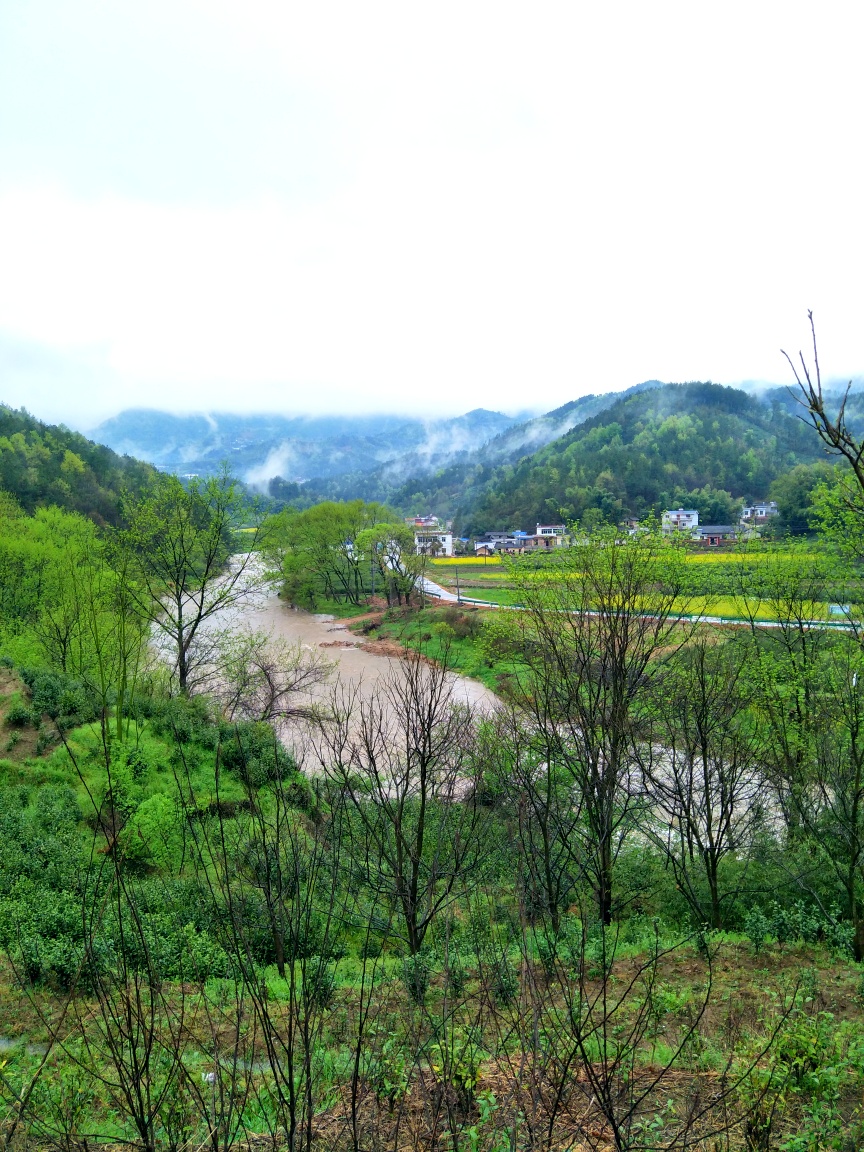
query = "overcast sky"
(0, 1, 861, 429)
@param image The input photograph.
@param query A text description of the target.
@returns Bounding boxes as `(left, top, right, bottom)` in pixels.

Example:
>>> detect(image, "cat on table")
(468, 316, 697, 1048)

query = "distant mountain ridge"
(455, 381, 825, 534)
(91, 407, 524, 483)
(86, 380, 836, 534)
(91, 384, 665, 491)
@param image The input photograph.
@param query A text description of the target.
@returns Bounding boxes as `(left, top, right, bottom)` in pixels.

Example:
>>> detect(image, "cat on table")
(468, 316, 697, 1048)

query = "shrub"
(489, 956, 519, 1005)
(19, 668, 93, 723)
(6, 701, 33, 727)
(402, 953, 431, 1003)
(745, 907, 771, 954)
(304, 959, 337, 1011)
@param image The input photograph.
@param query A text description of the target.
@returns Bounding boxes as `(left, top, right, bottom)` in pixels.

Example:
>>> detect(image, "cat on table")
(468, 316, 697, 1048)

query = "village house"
(414, 530, 454, 556)
(696, 524, 739, 546)
(662, 508, 699, 533)
(741, 500, 778, 524)
(523, 523, 568, 549)
(473, 530, 527, 554)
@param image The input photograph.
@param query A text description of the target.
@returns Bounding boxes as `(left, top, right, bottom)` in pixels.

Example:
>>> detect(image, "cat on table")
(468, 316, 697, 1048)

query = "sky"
(0, 0, 862, 429)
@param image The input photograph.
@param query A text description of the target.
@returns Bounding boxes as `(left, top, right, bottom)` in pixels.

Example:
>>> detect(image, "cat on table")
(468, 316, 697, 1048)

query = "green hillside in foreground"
(0, 405, 156, 524)
(455, 382, 824, 534)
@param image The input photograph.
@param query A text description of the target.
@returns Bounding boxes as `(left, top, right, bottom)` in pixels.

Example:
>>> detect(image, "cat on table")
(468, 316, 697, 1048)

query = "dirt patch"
(344, 609, 387, 627)
(0, 670, 50, 763)
(359, 638, 407, 659)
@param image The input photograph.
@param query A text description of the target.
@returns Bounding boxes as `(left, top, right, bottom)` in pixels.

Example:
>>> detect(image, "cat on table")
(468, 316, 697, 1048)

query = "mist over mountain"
(90, 383, 665, 493)
(455, 382, 826, 534)
(91, 407, 526, 484)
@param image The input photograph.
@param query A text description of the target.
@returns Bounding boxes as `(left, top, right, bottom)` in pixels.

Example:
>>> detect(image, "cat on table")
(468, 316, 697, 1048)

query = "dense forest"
(0, 406, 156, 525)
(458, 383, 824, 534)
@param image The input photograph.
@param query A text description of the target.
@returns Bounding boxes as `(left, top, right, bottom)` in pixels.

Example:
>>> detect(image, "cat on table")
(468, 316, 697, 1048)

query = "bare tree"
(484, 705, 582, 936)
(783, 309, 864, 489)
(640, 631, 766, 929)
(117, 468, 269, 693)
(511, 526, 696, 925)
(201, 627, 333, 724)
(313, 650, 494, 955)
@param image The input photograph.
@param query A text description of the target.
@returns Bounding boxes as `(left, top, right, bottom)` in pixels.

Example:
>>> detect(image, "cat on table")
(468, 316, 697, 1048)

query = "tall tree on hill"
(116, 468, 266, 693)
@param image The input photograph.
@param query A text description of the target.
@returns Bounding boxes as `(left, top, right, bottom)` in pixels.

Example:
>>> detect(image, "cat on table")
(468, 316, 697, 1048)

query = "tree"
(510, 526, 696, 925)
(484, 706, 581, 936)
(199, 628, 333, 725)
(356, 521, 428, 607)
(640, 631, 766, 929)
(776, 640, 864, 960)
(313, 651, 493, 954)
(267, 500, 398, 608)
(116, 469, 266, 693)
(768, 461, 835, 535)
(783, 311, 864, 492)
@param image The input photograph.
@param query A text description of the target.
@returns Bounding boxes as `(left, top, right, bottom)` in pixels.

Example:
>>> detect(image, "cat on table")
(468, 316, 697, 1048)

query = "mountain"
(0, 405, 156, 525)
(257, 385, 664, 510)
(454, 382, 824, 534)
(90, 407, 523, 484)
(474, 381, 664, 464)
(756, 385, 864, 438)
(84, 381, 830, 534)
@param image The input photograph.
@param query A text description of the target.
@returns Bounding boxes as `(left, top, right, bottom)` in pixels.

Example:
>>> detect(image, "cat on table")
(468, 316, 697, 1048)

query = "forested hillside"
(266, 383, 826, 529)
(5, 384, 864, 1146)
(264, 384, 664, 514)
(0, 405, 156, 524)
(456, 382, 823, 533)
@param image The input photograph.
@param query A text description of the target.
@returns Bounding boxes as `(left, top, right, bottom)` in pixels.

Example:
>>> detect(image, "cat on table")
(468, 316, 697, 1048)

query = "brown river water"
(245, 591, 496, 708)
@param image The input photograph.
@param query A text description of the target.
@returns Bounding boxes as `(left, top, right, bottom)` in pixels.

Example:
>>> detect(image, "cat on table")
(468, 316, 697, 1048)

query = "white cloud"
(0, 0, 862, 425)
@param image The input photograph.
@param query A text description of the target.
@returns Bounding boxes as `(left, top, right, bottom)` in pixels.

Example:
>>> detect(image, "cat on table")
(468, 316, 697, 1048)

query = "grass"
(352, 606, 515, 692)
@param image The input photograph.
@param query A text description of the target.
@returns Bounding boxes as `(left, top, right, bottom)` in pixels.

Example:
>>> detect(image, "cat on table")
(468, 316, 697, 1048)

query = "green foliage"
(0, 405, 155, 524)
(5, 699, 33, 727)
(266, 499, 409, 608)
(402, 952, 432, 1003)
(456, 383, 822, 534)
(768, 461, 836, 535)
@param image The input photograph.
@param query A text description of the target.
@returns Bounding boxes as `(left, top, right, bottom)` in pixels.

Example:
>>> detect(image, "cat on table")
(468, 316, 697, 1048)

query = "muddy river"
(234, 586, 498, 715)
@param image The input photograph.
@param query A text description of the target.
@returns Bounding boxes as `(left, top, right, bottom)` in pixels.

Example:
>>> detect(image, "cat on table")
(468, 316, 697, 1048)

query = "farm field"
(428, 549, 847, 622)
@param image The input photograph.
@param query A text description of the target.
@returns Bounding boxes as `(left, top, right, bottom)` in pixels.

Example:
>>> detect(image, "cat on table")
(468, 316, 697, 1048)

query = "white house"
(741, 500, 778, 523)
(662, 508, 699, 533)
(415, 531, 453, 557)
(524, 524, 568, 549)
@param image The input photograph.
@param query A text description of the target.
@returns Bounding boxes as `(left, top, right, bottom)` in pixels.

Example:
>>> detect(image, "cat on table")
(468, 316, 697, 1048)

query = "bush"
(402, 953, 432, 1003)
(745, 907, 771, 955)
(489, 956, 519, 1005)
(304, 959, 336, 1010)
(6, 701, 33, 727)
(18, 668, 96, 726)
(220, 721, 300, 793)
